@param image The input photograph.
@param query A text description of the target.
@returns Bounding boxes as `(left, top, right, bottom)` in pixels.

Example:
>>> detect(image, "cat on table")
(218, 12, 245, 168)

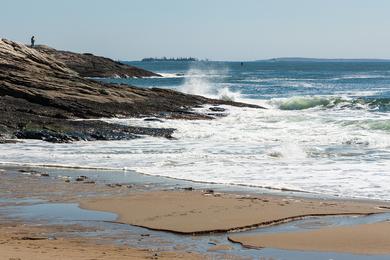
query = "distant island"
(142, 57, 199, 62)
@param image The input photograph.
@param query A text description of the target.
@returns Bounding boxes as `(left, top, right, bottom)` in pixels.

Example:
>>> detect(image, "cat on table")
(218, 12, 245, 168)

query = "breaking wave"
(159, 72, 185, 78)
(271, 96, 390, 111)
(179, 67, 242, 101)
(272, 97, 331, 110)
(358, 120, 390, 131)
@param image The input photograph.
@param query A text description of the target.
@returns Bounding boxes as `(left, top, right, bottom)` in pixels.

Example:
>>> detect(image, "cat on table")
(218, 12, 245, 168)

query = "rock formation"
(35, 45, 160, 78)
(0, 39, 263, 142)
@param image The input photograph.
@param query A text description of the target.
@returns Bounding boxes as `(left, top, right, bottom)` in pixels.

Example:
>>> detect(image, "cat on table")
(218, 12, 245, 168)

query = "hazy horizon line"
(124, 57, 390, 62)
(5, 38, 390, 63)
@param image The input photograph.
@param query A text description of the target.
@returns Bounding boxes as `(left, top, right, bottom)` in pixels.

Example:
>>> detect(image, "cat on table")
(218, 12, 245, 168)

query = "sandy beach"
(1, 166, 390, 259)
(80, 190, 390, 234)
(229, 221, 390, 255)
(0, 223, 202, 260)
(0, 167, 390, 260)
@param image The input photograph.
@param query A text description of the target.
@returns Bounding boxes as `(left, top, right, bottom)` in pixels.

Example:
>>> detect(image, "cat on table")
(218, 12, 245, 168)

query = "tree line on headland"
(142, 57, 200, 62)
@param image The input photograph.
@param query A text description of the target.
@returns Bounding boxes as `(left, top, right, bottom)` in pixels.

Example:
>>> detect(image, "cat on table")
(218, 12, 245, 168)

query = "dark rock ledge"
(0, 39, 264, 143)
(35, 44, 161, 78)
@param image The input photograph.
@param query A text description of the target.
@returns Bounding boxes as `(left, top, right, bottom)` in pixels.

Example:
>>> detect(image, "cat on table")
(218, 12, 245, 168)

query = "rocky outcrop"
(14, 120, 175, 143)
(0, 39, 263, 142)
(35, 45, 160, 78)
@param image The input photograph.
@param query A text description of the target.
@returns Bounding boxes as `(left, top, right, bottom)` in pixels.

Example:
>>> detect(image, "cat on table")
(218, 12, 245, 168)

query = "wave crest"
(271, 96, 390, 111)
(273, 97, 331, 110)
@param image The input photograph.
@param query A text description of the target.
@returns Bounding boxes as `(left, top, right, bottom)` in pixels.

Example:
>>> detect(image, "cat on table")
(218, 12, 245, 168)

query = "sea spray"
(179, 68, 215, 96)
(5, 61, 390, 201)
(217, 87, 242, 102)
(179, 66, 241, 101)
(268, 143, 307, 160)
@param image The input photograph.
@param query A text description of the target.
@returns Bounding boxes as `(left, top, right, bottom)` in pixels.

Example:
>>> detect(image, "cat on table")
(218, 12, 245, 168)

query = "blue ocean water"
(2, 61, 390, 200)
(110, 60, 390, 112)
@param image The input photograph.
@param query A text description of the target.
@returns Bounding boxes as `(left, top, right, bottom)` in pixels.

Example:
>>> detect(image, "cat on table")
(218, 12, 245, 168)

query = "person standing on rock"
(30, 36, 35, 48)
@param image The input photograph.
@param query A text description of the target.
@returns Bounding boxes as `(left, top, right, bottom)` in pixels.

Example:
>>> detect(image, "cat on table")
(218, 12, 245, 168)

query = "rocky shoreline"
(0, 39, 263, 143)
(35, 44, 161, 78)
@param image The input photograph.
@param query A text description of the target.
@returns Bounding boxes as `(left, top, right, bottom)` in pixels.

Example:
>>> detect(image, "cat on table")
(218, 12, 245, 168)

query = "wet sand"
(80, 190, 390, 234)
(0, 224, 202, 260)
(229, 221, 390, 255)
(2, 166, 390, 258)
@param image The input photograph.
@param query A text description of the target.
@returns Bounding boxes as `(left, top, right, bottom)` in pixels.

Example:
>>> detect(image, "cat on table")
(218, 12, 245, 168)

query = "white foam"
(2, 105, 390, 200)
(333, 74, 388, 80)
(179, 67, 242, 101)
(158, 73, 185, 78)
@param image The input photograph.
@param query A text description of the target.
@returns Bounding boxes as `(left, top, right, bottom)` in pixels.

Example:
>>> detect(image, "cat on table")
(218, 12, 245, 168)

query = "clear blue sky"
(1, 0, 390, 61)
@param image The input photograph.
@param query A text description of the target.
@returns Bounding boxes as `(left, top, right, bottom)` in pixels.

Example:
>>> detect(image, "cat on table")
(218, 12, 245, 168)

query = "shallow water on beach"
(1, 196, 389, 260)
(2, 61, 390, 200)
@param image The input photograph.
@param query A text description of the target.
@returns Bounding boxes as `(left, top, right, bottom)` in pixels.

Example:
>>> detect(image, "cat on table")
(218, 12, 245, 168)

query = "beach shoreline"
(1, 165, 390, 258)
(229, 221, 390, 255)
(0, 223, 203, 260)
(79, 190, 390, 234)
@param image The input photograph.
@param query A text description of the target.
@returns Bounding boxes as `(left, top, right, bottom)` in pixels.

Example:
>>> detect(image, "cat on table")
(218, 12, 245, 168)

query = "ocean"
(2, 60, 390, 200)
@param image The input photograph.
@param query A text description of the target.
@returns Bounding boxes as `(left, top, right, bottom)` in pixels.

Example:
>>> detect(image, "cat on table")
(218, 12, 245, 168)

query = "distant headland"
(260, 57, 390, 63)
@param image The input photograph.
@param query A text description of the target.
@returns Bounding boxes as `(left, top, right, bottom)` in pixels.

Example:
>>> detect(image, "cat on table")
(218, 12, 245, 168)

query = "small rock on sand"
(76, 176, 88, 181)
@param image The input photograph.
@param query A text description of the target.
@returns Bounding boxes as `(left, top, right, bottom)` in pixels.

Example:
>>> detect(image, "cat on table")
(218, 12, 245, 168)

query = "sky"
(1, 0, 390, 61)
